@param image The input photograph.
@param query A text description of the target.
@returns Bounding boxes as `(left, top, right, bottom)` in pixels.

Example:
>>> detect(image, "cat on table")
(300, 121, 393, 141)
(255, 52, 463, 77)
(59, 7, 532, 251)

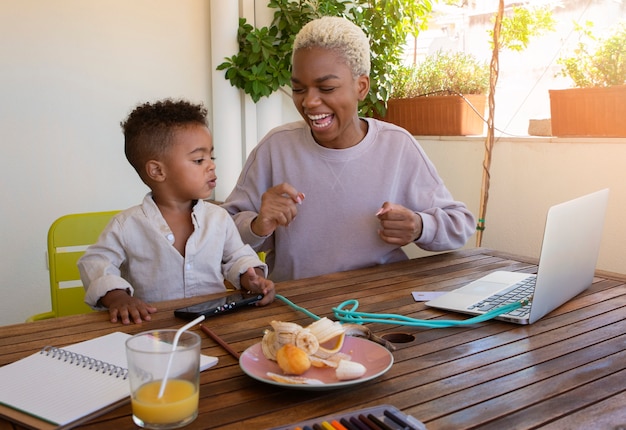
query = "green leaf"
(216, 0, 434, 113)
(557, 21, 626, 87)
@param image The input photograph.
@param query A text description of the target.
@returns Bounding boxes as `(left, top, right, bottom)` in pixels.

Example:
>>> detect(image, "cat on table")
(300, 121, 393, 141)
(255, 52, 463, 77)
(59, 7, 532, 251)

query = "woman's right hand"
(251, 183, 305, 237)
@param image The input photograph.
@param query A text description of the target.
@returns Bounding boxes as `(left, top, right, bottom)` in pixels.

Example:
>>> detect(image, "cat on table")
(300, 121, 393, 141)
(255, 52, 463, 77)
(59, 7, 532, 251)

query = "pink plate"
(239, 336, 394, 390)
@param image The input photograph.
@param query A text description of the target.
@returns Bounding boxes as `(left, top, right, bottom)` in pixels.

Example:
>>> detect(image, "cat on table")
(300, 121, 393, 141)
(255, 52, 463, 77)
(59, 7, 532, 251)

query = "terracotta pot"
(377, 94, 486, 136)
(549, 86, 626, 137)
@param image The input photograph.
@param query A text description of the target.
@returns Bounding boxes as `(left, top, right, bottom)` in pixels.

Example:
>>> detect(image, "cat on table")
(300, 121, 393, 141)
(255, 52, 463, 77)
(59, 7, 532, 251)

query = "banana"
(295, 328, 319, 355)
(260, 318, 382, 382)
(312, 332, 346, 359)
(306, 317, 345, 343)
(261, 329, 280, 360)
(266, 372, 324, 385)
(270, 320, 303, 345)
(309, 352, 351, 368)
(309, 356, 338, 368)
(335, 359, 366, 381)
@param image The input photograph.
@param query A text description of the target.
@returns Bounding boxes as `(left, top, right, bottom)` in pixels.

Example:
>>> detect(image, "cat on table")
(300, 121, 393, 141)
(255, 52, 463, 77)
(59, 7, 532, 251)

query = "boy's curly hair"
(121, 99, 209, 180)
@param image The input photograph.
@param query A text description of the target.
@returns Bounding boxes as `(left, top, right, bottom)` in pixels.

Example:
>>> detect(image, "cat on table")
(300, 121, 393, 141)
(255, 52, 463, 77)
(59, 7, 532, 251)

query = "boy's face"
(291, 47, 370, 149)
(159, 124, 216, 200)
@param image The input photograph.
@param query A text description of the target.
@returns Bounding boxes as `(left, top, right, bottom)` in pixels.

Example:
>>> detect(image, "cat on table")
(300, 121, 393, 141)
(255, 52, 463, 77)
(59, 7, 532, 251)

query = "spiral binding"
(41, 346, 128, 379)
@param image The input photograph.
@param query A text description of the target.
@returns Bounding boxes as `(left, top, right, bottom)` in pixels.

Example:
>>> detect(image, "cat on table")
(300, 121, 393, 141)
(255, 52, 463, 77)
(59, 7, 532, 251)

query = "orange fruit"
(276, 344, 311, 375)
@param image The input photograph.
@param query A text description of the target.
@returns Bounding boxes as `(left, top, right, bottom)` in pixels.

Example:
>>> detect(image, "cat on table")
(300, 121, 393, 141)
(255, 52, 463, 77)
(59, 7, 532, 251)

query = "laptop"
(426, 189, 609, 324)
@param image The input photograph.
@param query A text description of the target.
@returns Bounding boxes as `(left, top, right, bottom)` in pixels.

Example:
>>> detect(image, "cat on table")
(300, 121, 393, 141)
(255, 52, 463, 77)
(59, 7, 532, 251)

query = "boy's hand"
(99, 289, 157, 325)
(240, 267, 275, 305)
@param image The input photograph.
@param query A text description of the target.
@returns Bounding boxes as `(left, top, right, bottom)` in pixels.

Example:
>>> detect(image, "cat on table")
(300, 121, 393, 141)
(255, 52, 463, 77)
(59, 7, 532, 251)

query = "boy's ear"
(145, 160, 166, 182)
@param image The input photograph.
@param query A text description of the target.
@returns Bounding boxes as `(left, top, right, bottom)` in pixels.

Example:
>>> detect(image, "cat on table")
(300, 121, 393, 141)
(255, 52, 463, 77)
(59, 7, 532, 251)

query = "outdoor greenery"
(557, 21, 626, 88)
(216, 0, 433, 117)
(388, 4, 554, 101)
(488, 4, 556, 51)
(217, 1, 560, 118)
(389, 51, 489, 98)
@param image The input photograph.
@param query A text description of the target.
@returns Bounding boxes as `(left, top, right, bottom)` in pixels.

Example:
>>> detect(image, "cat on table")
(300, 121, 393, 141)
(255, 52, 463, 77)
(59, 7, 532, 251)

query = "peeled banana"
(295, 329, 319, 355)
(261, 317, 374, 384)
(307, 317, 345, 343)
(335, 359, 366, 380)
(262, 318, 348, 359)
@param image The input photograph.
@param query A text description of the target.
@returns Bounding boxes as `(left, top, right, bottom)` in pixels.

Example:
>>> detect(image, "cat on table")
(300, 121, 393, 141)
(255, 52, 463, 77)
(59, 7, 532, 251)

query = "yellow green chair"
(26, 210, 120, 322)
(257, 251, 266, 263)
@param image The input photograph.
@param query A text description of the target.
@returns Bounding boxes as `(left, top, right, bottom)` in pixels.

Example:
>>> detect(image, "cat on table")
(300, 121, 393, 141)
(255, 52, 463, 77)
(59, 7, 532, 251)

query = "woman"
(222, 17, 475, 282)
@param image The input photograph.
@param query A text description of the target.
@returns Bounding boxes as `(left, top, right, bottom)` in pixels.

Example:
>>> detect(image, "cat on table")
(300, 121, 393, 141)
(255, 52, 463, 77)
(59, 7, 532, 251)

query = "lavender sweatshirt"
(222, 118, 475, 282)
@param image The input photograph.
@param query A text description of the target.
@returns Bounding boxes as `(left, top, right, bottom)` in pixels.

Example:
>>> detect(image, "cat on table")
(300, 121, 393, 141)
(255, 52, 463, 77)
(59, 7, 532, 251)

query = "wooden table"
(2, 248, 625, 429)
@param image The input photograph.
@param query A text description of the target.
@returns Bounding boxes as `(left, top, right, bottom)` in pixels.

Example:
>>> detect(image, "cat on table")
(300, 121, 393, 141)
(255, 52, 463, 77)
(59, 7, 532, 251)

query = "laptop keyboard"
(468, 276, 535, 318)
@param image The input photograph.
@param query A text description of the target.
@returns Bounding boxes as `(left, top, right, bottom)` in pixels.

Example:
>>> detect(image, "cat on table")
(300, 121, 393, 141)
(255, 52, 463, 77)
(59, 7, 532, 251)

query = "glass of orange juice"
(126, 330, 201, 429)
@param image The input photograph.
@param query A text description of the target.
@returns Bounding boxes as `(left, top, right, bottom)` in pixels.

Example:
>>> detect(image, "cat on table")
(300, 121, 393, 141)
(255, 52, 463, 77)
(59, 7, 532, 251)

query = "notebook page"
(63, 331, 130, 367)
(63, 331, 218, 371)
(0, 350, 129, 426)
(0, 332, 217, 427)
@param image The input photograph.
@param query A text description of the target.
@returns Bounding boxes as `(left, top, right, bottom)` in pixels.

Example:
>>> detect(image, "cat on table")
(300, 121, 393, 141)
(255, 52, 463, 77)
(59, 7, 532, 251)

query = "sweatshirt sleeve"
(410, 154, 476, 251)
(220, 213, 268, 288)
(221, 143, 274, 251)
(415, 200, 476, 251)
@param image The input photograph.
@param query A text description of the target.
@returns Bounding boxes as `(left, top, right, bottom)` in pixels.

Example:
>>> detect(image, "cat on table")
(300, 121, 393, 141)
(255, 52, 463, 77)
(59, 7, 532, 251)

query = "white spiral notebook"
(0, 332, 217, 429)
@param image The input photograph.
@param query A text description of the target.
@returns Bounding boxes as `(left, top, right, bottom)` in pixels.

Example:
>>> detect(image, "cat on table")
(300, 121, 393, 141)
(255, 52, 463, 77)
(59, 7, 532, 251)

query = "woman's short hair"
(292, 16, 371, 78)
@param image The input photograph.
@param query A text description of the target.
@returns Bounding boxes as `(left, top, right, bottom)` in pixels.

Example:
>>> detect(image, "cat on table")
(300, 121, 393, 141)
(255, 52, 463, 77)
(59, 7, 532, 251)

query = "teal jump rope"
(275, 294, 531, 328)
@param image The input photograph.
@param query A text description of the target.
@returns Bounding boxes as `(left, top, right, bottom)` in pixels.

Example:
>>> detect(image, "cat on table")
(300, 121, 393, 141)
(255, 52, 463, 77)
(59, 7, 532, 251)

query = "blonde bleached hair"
(292, 16, 371, 78)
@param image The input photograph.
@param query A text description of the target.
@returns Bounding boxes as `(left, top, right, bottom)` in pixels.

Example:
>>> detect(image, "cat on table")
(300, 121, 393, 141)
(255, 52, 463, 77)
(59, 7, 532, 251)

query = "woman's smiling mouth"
(308, 113, 334, 129)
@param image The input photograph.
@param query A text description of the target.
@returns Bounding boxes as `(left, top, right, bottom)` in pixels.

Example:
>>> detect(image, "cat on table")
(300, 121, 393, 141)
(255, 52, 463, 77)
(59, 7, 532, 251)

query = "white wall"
(0, 0, 212, 325)
(415, 136, 626, 275)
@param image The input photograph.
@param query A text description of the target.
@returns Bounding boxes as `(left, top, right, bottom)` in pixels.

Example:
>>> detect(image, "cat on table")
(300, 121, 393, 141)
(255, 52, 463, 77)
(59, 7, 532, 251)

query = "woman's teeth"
(308, 113, 333, 128)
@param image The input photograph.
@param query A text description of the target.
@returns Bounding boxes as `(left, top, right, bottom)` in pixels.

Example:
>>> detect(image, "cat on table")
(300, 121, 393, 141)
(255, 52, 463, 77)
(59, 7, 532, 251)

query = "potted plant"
(550, 21, 626, 137)
(217, 0, 433, 118)
(378, 4, 554, 136)
(378, 50, 490, 136)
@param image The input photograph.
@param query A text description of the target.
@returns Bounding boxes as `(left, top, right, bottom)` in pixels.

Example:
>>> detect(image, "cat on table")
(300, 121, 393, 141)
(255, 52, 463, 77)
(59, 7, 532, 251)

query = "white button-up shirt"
(79, 194, 266, 307)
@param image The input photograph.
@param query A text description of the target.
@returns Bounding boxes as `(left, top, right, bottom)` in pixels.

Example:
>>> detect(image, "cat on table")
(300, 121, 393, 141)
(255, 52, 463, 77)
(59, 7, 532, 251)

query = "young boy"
(78, 99, 274, 325)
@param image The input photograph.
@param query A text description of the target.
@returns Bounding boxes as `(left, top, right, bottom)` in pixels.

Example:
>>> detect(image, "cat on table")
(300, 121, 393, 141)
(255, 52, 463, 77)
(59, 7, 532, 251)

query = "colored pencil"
(199, 324, 240, 360)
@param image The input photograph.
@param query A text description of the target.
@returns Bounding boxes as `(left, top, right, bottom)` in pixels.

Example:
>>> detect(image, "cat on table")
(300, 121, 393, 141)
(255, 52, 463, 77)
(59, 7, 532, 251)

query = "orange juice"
(132, 379, 198, 425)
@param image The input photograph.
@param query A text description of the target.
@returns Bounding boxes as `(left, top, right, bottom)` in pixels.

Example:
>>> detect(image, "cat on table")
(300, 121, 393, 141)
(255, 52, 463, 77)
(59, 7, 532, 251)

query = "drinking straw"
(158, 315, 205, 399)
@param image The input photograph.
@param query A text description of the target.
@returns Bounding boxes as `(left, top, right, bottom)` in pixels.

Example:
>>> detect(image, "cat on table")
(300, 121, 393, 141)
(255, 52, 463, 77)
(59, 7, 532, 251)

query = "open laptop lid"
(527, 188, 609, 323)
(425, 189, 609, 324)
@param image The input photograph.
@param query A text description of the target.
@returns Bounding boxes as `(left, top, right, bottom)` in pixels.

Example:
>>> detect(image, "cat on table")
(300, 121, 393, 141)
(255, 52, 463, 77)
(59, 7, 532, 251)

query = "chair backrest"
(27, 211, 119, 322)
